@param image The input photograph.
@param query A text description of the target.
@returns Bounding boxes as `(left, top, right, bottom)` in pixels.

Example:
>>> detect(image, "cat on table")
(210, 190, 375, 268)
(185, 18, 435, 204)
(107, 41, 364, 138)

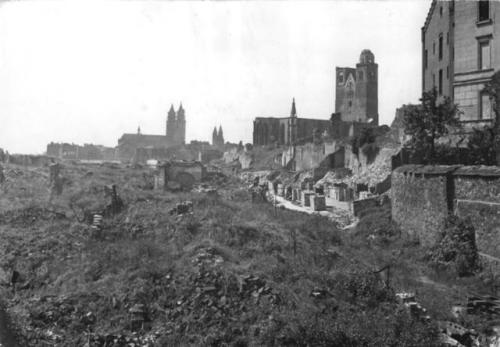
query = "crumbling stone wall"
(454, 169, 500, 259)
(392, 165, 500, 258)
(391, 167, 452, 246)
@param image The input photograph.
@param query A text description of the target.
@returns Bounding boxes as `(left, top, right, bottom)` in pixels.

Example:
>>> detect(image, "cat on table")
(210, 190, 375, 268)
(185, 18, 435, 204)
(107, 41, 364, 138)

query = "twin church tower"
(166, 103, 186, 146)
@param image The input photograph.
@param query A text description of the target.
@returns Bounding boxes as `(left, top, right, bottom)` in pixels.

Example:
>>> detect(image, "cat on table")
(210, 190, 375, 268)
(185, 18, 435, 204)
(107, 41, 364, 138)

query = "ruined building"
(212, 126, 225, 147)
(422, 0, 499, 126)
(253, 98, 331, 146)
(46, 142, 116, 161)
(335, 49, 379, 125)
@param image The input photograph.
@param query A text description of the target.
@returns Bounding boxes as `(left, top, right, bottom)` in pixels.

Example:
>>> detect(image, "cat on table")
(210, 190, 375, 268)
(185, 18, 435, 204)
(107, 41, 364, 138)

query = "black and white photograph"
(1, 0, 500, 346)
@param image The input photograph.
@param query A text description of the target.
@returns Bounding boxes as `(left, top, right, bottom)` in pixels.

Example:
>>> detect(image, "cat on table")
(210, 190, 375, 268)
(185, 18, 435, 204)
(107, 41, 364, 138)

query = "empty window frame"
(338, 72, 344, 84)
(478, 1, 490, 22)
(439, 34, 443, 60)
(478, 37, 491, 70)
(439, 69, 443, 95)
(480, 91, 493, 119)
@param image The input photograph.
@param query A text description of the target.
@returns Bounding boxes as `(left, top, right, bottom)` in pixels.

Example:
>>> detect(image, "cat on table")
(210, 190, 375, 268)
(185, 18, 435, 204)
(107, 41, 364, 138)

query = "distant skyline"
(0, 0, 430, 154)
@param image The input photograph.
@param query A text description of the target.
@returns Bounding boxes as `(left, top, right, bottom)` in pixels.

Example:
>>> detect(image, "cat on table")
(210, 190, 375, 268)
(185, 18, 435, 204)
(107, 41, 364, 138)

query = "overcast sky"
(0, 0, 430, 154)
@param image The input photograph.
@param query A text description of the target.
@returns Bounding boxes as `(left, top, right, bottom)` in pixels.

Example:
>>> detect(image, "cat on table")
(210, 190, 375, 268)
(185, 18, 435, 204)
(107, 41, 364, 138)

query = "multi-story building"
(422, 0, 498, 127)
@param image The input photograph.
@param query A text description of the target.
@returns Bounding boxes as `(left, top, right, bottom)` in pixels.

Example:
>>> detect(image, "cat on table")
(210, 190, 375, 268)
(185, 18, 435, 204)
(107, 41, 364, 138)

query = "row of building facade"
(422, 0, 498, 125)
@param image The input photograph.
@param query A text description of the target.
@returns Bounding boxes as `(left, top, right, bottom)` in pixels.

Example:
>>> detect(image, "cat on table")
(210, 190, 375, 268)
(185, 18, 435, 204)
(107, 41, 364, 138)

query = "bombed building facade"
(46, 142, 116, 161)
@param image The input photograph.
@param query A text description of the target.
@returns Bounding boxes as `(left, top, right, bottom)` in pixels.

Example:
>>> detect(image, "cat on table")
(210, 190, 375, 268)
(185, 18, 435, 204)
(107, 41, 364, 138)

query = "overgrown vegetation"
(427, 215, 480, 277)
(0, 162, 494, 346)
(403, 87, 461, 164)
(467, 125, 497, 165)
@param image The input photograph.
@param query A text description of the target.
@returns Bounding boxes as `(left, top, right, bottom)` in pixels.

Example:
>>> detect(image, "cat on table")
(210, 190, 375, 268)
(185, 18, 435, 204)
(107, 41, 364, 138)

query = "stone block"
(277, 184, 284, 197)
(311, 195, 326, 211)
(301, 191, 314, 207)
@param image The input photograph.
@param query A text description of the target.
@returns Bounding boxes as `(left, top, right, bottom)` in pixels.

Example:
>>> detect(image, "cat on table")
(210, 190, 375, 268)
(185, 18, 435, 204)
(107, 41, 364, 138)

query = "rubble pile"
(157, 248, 281, 344)
(22, 292, 159, 347)
(466, 293, 500, 316)
(0, 207, 66, 227)
(169, 201, 193, 216)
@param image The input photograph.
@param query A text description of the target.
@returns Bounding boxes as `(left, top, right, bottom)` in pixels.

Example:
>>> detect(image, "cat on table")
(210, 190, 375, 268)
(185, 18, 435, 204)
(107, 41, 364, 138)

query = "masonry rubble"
(169, 201, 194, 216)
(104, 184, 124, 216)
(48, 162, 63, 197)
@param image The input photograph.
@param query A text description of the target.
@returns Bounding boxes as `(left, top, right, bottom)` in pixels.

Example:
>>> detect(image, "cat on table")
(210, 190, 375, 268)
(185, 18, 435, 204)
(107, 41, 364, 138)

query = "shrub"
(427, 216, 479, 277)
(354, 208, 400, 245)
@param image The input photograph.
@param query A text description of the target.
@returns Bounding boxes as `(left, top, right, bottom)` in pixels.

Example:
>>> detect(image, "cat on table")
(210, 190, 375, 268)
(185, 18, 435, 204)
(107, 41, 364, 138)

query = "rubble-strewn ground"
(0, 162, 497, 346)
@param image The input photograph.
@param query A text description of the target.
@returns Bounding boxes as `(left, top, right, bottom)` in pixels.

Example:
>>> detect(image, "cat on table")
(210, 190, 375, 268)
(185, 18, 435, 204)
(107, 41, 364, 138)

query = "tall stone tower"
(335, 49, 378, 125)
(176, 103, 186, 145)
(166, 104, 176, 142)
(355, 49, 378, 125)
(212, 127, 218, 146)
(289, 97, 297, 145)
(218, 126, 224, 146)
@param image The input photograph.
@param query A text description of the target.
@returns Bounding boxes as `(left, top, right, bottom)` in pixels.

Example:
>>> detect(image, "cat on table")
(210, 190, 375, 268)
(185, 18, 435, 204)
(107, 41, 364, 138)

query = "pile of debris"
(0, 207, 66, 227)
(466, 293, 500, 316)
(86, 332, 157, 347)
(395, 292, 498, 347)
(156, 248, 281, 343)
(169, 201, 193, 216)
(395, 292, 431, 322)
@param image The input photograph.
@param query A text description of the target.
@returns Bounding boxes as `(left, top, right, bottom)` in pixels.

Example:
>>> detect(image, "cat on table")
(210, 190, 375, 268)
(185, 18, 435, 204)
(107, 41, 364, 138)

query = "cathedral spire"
(212, 127, 218, 146)
(290, 98, 297, 117)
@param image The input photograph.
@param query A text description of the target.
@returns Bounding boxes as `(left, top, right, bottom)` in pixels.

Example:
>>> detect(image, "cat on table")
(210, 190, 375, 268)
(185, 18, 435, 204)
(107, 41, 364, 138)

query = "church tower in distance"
(176, 103, 186, 145)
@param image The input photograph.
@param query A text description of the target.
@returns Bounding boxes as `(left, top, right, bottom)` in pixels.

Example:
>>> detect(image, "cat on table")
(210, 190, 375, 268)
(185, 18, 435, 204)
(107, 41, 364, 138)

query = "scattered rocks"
(466, 293, 500, 316)
(169, 201, 193, 216)
(437, 321, 479, 347)
(310, 288, 333, 299)
(90, 214, 103, 235)
(103, 184, 124, 216)
(0, 207, 66, 227)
